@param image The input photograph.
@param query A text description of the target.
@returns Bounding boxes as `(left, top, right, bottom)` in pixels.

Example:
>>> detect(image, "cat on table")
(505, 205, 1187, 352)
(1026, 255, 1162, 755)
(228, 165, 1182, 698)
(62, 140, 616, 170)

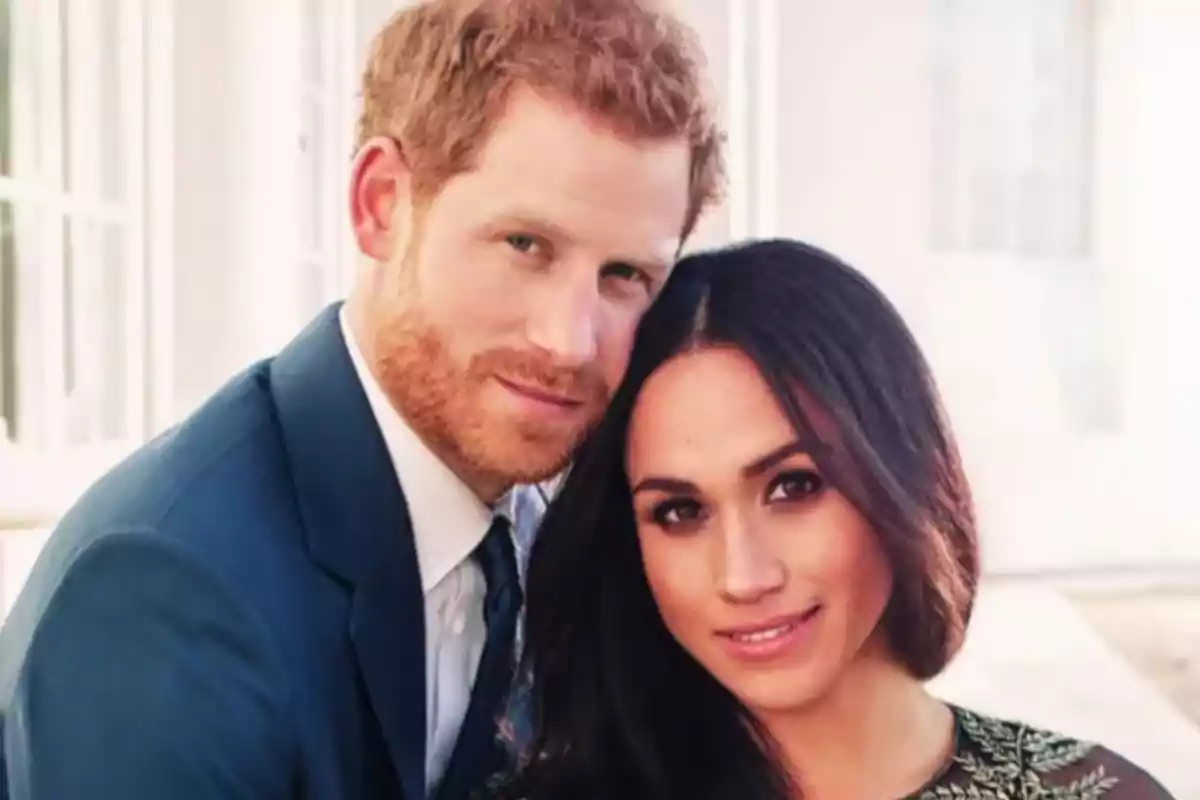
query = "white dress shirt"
(339, 311, 543, 795)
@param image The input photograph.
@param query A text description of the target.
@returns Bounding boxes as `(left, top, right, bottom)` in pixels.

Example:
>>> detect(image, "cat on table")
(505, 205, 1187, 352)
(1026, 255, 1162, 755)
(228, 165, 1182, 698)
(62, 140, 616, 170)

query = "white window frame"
(929, 0, 1096, 261)
(0, 0, 164, 451)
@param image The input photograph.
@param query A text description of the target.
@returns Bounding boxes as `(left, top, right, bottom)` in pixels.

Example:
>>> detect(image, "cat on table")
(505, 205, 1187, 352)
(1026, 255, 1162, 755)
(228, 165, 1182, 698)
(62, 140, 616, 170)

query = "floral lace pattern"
(915, 707, 1167, 799)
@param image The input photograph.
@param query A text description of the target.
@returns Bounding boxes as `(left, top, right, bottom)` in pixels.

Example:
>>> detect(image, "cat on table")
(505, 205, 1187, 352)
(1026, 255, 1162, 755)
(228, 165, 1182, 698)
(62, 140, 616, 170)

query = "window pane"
(61, 216, 74, 398)
(98, 221, 128, 440)
(2, 0, 47, 182)
(97, 0, 124, 203)
(62, 216, 131, 444)
(1, 200, 16, 440)
(929, 0, 1092, 259)
(61, 0, 125, 202)
(58, 0, 70, 193)
(0, 0, 145, 448)
(5, 201, 44, 445)
(1, 0, 13, 178)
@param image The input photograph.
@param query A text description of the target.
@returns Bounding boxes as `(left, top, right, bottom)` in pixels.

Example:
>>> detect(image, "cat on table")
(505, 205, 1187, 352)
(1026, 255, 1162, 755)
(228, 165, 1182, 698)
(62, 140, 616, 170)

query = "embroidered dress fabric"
(912, 706, 1174, 799)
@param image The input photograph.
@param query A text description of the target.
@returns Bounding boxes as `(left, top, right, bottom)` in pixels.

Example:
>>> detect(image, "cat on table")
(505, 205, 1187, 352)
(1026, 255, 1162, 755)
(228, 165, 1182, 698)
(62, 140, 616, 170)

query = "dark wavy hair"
(500, 240, 980, 800)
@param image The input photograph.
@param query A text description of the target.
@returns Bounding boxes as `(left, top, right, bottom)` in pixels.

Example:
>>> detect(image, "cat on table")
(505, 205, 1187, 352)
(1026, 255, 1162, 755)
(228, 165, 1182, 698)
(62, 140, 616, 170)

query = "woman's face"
(626, 346, 894, 716)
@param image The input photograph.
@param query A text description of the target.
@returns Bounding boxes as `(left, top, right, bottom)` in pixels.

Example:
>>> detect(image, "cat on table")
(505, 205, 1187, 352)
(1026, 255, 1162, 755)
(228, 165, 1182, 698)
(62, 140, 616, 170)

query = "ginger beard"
(369, 242, 610, 494)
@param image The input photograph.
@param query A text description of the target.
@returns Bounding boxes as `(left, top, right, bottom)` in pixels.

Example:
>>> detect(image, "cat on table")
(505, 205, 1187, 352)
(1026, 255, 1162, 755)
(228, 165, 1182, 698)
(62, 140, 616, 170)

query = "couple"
(0, 0, 1172, 798)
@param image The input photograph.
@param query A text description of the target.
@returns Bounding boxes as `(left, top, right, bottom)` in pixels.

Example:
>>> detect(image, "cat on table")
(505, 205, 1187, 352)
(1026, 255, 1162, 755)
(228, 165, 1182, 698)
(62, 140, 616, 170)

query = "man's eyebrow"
(489, 213, 673, 277)
(489, 213, 574, 242)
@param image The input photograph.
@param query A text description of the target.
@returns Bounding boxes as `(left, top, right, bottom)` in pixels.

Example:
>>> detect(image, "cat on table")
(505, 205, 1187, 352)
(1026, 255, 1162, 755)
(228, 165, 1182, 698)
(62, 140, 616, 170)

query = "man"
(0, 0, 721, 797)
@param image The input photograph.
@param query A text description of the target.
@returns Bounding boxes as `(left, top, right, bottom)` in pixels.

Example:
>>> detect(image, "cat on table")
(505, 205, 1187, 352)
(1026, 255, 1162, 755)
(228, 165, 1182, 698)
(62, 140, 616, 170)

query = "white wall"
(1116, 0, 1200, 564)
(165, 0, 406, 416)
(169, 0, 308, 417)
(674, 0, 1200, 574)
(161, 0, 1200, 573)
(772, 0, 932, 319)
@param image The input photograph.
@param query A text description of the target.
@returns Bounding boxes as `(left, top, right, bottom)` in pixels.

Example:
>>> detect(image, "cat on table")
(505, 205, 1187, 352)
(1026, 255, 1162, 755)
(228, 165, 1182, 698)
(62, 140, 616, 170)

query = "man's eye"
(505, 234, 540, 254)
(601, 262, 651, 288)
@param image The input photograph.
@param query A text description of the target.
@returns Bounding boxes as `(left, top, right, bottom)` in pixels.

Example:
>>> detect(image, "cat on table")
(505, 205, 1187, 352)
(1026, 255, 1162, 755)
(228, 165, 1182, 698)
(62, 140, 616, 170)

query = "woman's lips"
(714, 605, 824, 663)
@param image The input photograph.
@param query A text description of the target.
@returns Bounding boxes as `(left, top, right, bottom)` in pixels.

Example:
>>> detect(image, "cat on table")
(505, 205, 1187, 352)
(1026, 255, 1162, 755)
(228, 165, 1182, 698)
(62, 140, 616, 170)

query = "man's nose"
(524, 276, 601, 367)
(716, 515, 787, 605)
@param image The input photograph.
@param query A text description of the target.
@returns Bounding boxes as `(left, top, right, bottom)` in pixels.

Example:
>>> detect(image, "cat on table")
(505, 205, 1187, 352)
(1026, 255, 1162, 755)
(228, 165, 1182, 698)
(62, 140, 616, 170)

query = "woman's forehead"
(624, 348, 827, 479)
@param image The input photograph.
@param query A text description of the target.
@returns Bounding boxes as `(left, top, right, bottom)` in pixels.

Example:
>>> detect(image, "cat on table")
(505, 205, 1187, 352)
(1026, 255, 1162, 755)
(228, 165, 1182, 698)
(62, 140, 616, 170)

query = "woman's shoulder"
(924, 705, 1176, 799)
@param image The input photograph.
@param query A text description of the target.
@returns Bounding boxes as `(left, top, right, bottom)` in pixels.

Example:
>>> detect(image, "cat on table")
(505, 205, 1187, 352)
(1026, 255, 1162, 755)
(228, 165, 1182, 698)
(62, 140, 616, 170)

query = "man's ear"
(349, 136, 413, 261)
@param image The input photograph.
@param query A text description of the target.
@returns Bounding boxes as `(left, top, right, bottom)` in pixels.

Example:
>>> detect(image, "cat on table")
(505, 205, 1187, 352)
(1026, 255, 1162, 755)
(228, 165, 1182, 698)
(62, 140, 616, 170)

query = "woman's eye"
(766, 469, 825, 503)
(505, 233, 540, 254)
(650, 498, 704, 528)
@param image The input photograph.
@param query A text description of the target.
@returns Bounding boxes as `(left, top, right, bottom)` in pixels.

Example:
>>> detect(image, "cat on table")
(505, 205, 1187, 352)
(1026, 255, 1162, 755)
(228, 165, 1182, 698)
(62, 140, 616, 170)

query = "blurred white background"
(1, 0, 1199, 792)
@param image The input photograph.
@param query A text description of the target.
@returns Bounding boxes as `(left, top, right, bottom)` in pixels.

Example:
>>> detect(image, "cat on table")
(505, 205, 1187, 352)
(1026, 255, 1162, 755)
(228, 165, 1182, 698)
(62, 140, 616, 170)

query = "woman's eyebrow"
(742, 438, 821, 478)
(630, 476, 699, 496)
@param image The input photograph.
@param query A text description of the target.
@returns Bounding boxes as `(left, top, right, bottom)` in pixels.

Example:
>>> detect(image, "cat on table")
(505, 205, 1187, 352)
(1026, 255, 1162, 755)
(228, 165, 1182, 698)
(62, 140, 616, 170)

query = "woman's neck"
(757, 653, 955, 799)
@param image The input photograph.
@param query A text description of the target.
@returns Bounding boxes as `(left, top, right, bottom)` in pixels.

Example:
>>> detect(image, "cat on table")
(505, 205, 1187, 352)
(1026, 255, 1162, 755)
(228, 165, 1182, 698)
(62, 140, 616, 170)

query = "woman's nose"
(715, 515, 786, 604)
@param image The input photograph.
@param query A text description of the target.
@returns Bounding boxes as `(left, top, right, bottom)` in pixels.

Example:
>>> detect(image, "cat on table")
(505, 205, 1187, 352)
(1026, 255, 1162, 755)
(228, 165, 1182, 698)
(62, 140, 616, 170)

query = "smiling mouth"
(717, 604, 823, 644)
(495, 377, 584, 408)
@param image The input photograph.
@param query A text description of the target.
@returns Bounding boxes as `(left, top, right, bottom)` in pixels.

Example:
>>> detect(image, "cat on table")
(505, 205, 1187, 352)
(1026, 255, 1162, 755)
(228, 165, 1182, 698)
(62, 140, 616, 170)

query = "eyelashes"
(650, 497, 704, 528)
(645, 468, 827, 533)
(765, 468, 825, 503)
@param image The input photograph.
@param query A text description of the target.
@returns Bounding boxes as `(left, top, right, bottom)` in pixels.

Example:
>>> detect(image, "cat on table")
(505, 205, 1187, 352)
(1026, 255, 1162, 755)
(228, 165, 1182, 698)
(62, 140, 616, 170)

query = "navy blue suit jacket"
(0, 306, 473, 799)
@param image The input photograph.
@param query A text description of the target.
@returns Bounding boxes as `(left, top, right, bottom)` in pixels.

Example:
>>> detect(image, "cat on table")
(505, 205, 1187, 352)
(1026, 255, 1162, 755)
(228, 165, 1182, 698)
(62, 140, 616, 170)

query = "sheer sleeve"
(1033, 745, 1178, 799)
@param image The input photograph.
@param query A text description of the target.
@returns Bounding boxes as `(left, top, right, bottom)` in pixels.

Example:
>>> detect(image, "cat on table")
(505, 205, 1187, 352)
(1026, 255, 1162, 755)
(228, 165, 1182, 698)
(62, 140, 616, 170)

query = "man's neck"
(759, 649, 954, 799)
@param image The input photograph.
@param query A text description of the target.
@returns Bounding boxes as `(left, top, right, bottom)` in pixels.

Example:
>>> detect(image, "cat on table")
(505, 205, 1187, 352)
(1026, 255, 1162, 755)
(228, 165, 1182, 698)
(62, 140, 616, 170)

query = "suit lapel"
(270, 304, 426, 800)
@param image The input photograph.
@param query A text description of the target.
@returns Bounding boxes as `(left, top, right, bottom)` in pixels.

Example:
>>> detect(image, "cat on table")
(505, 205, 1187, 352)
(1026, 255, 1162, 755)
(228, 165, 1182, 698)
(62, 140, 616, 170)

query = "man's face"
(351, 86, 692, 499)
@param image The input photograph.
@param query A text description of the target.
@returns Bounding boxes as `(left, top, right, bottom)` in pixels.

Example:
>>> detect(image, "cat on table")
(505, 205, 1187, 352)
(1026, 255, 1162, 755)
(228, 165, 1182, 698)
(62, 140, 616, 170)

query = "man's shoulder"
(3, 363, 297, 634)
(0, 359, 322, 692)
(73, 361, 286, 536)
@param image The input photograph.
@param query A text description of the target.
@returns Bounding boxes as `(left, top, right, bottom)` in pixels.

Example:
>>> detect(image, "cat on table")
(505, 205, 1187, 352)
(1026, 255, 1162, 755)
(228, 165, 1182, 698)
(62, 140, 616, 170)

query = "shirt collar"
(340, 309, 516, 593)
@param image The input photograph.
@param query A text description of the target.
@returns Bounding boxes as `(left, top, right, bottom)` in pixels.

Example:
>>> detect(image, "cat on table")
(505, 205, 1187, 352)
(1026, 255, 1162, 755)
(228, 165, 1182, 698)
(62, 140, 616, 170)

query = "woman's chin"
(716, 667, 833, 719)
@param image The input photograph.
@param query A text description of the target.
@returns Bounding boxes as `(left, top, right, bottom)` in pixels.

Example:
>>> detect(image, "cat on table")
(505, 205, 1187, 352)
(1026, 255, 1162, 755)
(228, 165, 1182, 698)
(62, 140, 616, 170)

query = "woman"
(496, 240, 1174, 799)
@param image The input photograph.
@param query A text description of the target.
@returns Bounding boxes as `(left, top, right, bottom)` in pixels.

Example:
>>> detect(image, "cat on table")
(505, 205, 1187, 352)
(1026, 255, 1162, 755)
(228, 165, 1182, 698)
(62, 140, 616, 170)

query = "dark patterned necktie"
(436, 516, 523, 799)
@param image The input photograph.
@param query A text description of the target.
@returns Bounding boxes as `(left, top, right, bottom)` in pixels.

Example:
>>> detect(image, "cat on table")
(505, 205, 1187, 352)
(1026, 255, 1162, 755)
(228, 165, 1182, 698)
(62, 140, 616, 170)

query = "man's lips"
(495, 376, 585, 408)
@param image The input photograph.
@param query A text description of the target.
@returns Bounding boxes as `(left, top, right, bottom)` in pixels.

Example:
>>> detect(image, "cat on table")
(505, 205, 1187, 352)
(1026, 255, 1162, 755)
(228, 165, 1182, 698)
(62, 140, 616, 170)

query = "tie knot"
(475, 516, 522, 619)
(476, 515, 513, 577)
